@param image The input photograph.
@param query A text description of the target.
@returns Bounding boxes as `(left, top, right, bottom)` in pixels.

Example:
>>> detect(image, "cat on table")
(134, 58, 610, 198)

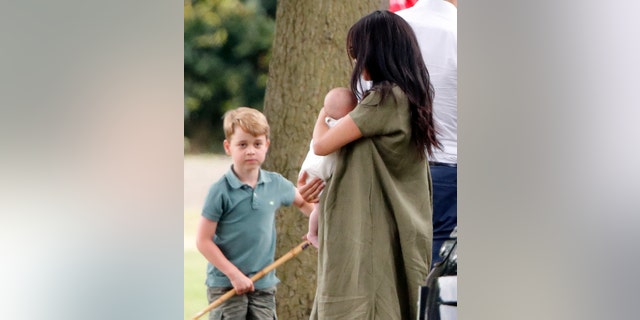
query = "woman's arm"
(312, 108, 363, 156)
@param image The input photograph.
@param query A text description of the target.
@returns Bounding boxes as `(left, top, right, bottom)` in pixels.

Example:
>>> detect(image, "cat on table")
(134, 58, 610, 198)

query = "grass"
(184, 249, 208, 320)
(184, 208, 208, 320)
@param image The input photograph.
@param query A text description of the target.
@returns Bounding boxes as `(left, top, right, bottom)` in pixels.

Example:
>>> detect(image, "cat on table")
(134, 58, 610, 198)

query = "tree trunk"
(262, 1, 383, 318)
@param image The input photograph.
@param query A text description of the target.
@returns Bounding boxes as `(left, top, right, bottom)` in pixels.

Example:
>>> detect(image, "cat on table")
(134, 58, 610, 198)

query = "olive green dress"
(310, 86, 433, 320)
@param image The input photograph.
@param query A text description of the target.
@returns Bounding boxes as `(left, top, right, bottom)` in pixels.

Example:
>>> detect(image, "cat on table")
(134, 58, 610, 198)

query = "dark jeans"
(207, 286, 277, 320)
(430, 165, 457, 266)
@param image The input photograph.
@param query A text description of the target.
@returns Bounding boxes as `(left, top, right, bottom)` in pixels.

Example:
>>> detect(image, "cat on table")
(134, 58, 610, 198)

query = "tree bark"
(262, 1, 383, 318)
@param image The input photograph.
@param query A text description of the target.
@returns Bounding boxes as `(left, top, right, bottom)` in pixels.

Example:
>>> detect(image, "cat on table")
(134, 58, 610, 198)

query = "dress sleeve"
(349, 90, 396, 137)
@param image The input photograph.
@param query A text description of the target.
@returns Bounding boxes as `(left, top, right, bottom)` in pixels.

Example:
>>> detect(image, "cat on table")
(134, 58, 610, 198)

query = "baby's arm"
(195, 217, 254, 294)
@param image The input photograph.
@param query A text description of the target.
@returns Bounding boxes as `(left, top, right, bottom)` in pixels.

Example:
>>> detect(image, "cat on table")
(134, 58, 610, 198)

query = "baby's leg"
(306, 203, 319, 248)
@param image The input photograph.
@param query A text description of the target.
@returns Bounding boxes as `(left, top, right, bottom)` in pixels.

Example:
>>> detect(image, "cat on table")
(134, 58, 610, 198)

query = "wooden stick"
(191, 240, 312, 320)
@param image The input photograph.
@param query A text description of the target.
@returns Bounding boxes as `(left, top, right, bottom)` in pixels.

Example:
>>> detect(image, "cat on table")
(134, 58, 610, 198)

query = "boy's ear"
(265, 139, 270, 149)
(223, 139, 231, 155)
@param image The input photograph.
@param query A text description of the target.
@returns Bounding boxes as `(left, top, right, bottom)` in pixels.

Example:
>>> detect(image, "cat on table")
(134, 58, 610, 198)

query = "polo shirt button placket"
(251, 190, 258, 209)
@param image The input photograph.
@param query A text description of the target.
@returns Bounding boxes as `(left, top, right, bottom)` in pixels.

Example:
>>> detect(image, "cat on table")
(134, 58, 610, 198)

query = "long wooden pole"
(192, 240, 312, 320)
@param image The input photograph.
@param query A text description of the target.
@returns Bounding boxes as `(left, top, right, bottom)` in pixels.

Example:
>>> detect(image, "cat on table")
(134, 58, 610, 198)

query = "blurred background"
(184, 0, 277, 154)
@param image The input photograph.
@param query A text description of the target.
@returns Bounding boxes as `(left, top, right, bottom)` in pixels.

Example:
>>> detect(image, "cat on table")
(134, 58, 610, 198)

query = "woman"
(300, 10, 440, 319)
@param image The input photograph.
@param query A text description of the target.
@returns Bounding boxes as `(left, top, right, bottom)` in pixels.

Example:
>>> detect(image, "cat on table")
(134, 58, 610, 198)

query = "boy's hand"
(229, 271, 254, 295)
(297, 171, 324, 203)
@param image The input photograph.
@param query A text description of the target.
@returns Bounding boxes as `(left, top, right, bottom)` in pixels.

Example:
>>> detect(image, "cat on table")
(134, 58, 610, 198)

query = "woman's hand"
(297, 171, 324, 203)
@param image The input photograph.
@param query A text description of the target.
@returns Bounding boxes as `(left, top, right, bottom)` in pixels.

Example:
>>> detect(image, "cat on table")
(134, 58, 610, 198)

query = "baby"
(299, 87, 357, 248)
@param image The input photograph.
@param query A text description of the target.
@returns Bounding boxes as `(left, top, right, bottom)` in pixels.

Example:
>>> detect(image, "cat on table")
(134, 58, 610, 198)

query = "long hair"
(347, 10, 440, 158)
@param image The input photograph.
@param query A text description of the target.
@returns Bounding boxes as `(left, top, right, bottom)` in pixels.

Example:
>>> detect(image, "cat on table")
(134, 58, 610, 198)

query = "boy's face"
(223, 127, 270, 172)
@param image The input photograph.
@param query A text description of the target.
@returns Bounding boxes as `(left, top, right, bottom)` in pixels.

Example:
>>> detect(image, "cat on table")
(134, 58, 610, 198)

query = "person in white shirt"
(396, 0, 457, 265)
(298, 87, 357, 248)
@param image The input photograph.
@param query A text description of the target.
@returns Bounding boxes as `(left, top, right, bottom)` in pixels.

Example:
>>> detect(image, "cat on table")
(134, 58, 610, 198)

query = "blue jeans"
(430, 165, 457, 265)
(207, 286, 277, 320)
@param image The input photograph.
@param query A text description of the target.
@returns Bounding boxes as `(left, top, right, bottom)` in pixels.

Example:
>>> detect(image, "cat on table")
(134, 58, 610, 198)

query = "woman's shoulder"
(390, 84, 407, 98)
(360, 89, 382, 106)
(360, 84, 406, 106)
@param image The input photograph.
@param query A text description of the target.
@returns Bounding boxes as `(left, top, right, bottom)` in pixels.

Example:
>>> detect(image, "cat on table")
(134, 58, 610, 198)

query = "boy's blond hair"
(223, 107, 270, 140)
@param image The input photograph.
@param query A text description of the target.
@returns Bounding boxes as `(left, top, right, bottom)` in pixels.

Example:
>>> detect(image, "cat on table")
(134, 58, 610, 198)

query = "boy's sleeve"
(275, 174, 295, 207)
(202, 184, 226, 221)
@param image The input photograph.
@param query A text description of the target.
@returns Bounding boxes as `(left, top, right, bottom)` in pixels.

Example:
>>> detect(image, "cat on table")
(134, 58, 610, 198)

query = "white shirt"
(396, 0, 457, 163)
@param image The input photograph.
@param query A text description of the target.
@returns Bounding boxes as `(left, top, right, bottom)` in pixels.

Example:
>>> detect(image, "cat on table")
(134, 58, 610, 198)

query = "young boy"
(299, 87, 357, 248)
(196, 107, 313, 319)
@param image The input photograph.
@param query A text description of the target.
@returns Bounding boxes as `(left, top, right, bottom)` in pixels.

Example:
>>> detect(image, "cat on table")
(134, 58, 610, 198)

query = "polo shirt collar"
(225, 165, 271, 189)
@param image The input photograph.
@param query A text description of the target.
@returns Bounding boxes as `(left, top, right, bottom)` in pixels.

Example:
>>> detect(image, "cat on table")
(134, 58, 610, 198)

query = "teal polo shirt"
(202, 166, 295, 289)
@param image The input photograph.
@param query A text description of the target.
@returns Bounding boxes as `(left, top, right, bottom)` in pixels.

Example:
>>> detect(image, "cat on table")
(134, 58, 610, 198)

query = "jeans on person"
(429, 165, 457, 266)
(207, 286, 277, 320)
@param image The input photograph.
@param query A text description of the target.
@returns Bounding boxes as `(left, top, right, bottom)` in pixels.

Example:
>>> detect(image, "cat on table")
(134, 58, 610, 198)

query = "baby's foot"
(306, 232, 319, 248)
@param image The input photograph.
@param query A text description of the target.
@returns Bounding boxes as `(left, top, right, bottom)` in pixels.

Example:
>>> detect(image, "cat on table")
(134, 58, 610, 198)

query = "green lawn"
(185, 208, 208, 320)
(184, 249, 208, 320)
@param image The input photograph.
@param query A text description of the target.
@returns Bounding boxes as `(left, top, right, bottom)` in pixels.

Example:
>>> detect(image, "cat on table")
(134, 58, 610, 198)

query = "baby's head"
(323, 87, 357, 120)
